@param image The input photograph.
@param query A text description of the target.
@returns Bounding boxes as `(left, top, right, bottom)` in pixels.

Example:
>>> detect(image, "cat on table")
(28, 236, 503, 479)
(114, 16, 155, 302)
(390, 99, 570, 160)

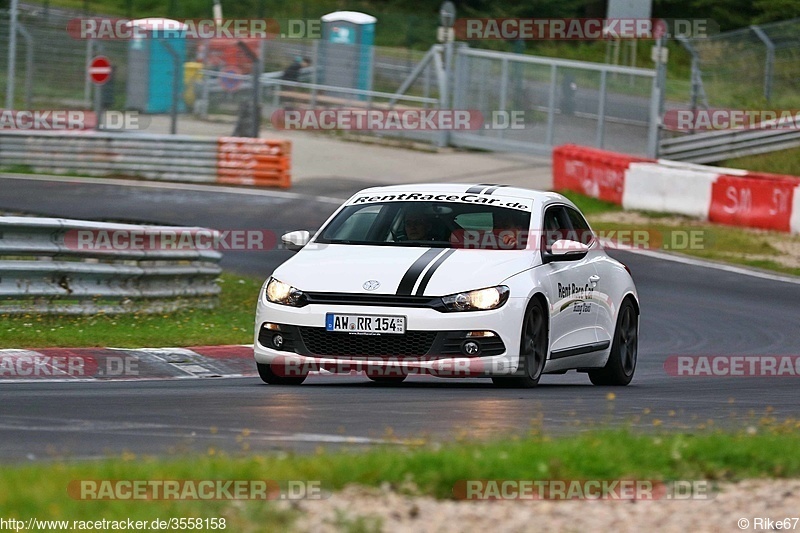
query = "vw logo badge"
(363, 280, 380, 291)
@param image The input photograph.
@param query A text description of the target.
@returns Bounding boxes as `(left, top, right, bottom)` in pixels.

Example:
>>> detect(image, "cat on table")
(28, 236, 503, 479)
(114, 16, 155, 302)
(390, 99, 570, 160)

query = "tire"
(367, 375, 407, 384)
(492, 298, 548, 389)
(257, 362, 307, 385)
(589, 299, 638, 386)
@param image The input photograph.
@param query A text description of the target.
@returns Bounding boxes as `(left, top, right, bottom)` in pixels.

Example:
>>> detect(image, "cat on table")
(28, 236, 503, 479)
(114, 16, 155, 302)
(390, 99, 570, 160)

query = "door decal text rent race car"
(349, 193, 531, 211)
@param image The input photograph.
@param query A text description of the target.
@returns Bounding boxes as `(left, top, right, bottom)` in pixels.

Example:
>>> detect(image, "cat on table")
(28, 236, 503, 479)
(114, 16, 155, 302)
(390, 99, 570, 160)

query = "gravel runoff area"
(280, 480, 800, 532)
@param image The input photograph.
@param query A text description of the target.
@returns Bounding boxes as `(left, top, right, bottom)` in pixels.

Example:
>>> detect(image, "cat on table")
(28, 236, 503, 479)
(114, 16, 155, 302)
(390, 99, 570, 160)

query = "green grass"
(0, 274, 261, 349)
(591, 220, 800, 277)
(3, 428, 800, 522)
(723, 146, 800, 177)
(559, 191, 622, 216)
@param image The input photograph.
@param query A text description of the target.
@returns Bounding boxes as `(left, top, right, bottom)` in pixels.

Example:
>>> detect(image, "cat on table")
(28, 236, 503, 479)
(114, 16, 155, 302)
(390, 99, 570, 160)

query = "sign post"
(89, 56, 112, 130)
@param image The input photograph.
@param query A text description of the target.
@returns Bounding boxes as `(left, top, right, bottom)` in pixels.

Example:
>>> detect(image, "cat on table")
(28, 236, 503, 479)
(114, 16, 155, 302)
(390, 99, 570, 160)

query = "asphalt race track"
(1, 174, 799, 461)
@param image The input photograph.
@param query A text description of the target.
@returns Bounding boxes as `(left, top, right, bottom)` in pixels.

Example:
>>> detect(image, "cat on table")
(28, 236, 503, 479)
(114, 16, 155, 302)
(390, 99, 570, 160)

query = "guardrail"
(0, 131, 292, 188)
(659, 117, 800, 164)
(0, 217, 223, 314)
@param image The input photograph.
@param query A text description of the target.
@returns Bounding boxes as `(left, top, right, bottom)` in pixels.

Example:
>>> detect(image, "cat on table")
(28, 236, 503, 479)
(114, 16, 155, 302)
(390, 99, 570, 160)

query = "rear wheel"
(257, 362, 307, 385)
(492, 298, 548, 389)
(589, 299, 638, 386)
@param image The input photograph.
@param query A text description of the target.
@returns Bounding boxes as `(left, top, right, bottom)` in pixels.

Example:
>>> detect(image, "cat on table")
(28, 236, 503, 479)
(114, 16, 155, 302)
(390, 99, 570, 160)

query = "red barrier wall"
(552, 145, 653, 205)
(709, 173, 798, 232)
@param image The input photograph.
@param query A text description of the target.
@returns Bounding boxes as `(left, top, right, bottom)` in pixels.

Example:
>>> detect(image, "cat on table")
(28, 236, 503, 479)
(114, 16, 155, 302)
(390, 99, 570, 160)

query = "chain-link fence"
(451, 47, 656, 155)
(678, 18, 800, 109)
(1, 7, 659, 156)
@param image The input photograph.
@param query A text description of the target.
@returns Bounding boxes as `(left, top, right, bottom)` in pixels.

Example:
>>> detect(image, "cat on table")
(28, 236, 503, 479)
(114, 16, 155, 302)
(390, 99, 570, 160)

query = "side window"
(542, 206, 571, 248)
(565, 207, 595, 246)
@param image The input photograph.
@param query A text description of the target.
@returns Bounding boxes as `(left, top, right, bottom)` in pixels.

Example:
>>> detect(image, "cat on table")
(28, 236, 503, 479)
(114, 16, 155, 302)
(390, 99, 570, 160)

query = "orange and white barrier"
(216, 137, 291, 188)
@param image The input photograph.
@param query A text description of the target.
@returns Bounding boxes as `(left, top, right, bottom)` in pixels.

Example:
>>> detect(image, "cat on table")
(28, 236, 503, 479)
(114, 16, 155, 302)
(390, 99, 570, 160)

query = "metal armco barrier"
(0, 217, 222, 314)
(658, 122, 800, 164)
(554, 144, 800, 235)
(0, 131, 291, 189)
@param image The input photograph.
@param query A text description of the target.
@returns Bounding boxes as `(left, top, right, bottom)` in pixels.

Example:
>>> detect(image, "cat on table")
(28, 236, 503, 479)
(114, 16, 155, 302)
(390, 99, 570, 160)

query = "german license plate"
(325, 313, 406, 334)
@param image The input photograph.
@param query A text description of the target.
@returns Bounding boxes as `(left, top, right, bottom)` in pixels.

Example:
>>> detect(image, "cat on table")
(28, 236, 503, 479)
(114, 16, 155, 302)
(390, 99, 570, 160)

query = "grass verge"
(0, 274, 261, 349)
(723, 146, 800, 177)
(562, 191, 800, 277)
(3, 429, 800, 526)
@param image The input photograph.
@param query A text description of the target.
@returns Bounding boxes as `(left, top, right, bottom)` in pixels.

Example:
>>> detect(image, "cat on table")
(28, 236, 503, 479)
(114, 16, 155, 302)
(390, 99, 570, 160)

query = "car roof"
(353, 183, 571, 207)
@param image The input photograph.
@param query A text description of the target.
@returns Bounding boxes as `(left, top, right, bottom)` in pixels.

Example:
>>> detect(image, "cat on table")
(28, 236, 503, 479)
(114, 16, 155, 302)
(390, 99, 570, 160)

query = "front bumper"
(253, 294, 527, 377)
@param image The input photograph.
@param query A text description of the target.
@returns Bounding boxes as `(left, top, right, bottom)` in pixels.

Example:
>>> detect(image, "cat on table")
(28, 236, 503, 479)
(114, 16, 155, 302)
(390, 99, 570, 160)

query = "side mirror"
(542, 239, 589, 264)
(281, 230, 311, 252)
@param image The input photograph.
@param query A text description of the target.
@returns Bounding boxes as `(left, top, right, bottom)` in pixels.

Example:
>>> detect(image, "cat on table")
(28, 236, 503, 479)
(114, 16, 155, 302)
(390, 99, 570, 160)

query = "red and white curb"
(0, 345, 257, 382)
(553, 144, 800, 234)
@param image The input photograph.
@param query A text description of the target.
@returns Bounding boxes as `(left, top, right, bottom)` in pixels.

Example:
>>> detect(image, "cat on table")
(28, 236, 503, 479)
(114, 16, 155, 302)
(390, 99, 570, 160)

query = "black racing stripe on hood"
(396, 248, 443, 295)
(415, 249, 456, 296)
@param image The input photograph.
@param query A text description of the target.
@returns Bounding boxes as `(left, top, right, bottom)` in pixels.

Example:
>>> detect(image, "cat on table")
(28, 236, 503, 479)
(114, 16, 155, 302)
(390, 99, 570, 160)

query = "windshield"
(315, 201, 531, 249)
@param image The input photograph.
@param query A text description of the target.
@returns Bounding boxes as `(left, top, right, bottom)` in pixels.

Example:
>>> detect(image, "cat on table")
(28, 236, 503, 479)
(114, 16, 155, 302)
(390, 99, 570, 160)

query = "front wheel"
(589, 299, 638, 386)
(257, 362, 307, 385)
(492, 298, 548, 389)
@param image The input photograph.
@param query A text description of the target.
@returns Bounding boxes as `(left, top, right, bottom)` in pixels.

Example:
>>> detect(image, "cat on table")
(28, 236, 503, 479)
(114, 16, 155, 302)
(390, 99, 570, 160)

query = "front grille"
(298, 327, 437, 356)
(303, 292, 445, 310)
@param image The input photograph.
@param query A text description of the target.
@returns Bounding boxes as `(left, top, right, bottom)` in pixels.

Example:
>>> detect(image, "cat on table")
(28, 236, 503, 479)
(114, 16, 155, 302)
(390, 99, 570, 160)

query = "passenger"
(493, 211, 521, 249)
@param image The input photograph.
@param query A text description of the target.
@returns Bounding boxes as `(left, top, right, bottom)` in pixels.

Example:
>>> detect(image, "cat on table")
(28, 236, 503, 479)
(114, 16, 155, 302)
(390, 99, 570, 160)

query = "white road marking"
(0, 172, 345, 205)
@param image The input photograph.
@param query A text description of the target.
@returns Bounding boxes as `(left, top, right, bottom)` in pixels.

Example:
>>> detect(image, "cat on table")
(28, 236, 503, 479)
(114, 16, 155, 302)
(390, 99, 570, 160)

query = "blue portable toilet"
(125, 18, 187, 113)
(318, 11, 376, 97)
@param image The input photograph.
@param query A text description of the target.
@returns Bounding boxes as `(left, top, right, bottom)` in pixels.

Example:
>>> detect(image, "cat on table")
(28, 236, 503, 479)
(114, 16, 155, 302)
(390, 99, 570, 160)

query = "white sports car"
(254, 184, 639, 388)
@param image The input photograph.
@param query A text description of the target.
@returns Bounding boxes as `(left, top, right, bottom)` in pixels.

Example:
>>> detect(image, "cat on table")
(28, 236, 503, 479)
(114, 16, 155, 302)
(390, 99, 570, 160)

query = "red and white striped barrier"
(553, 144, 800, 234)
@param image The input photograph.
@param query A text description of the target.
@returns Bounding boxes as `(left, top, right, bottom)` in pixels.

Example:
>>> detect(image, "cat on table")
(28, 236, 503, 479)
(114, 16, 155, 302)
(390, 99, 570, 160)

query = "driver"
(404, 211, 435, 240)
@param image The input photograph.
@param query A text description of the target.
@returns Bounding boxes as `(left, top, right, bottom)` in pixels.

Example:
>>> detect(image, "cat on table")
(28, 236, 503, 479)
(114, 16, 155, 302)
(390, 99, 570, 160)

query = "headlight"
(265, 277, 306, 307)
(441, 286, 509, 312)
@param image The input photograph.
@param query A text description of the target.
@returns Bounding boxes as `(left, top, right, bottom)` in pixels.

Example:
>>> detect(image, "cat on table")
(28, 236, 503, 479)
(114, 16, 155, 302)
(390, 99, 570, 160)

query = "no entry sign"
(89, 56, 112, 85)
